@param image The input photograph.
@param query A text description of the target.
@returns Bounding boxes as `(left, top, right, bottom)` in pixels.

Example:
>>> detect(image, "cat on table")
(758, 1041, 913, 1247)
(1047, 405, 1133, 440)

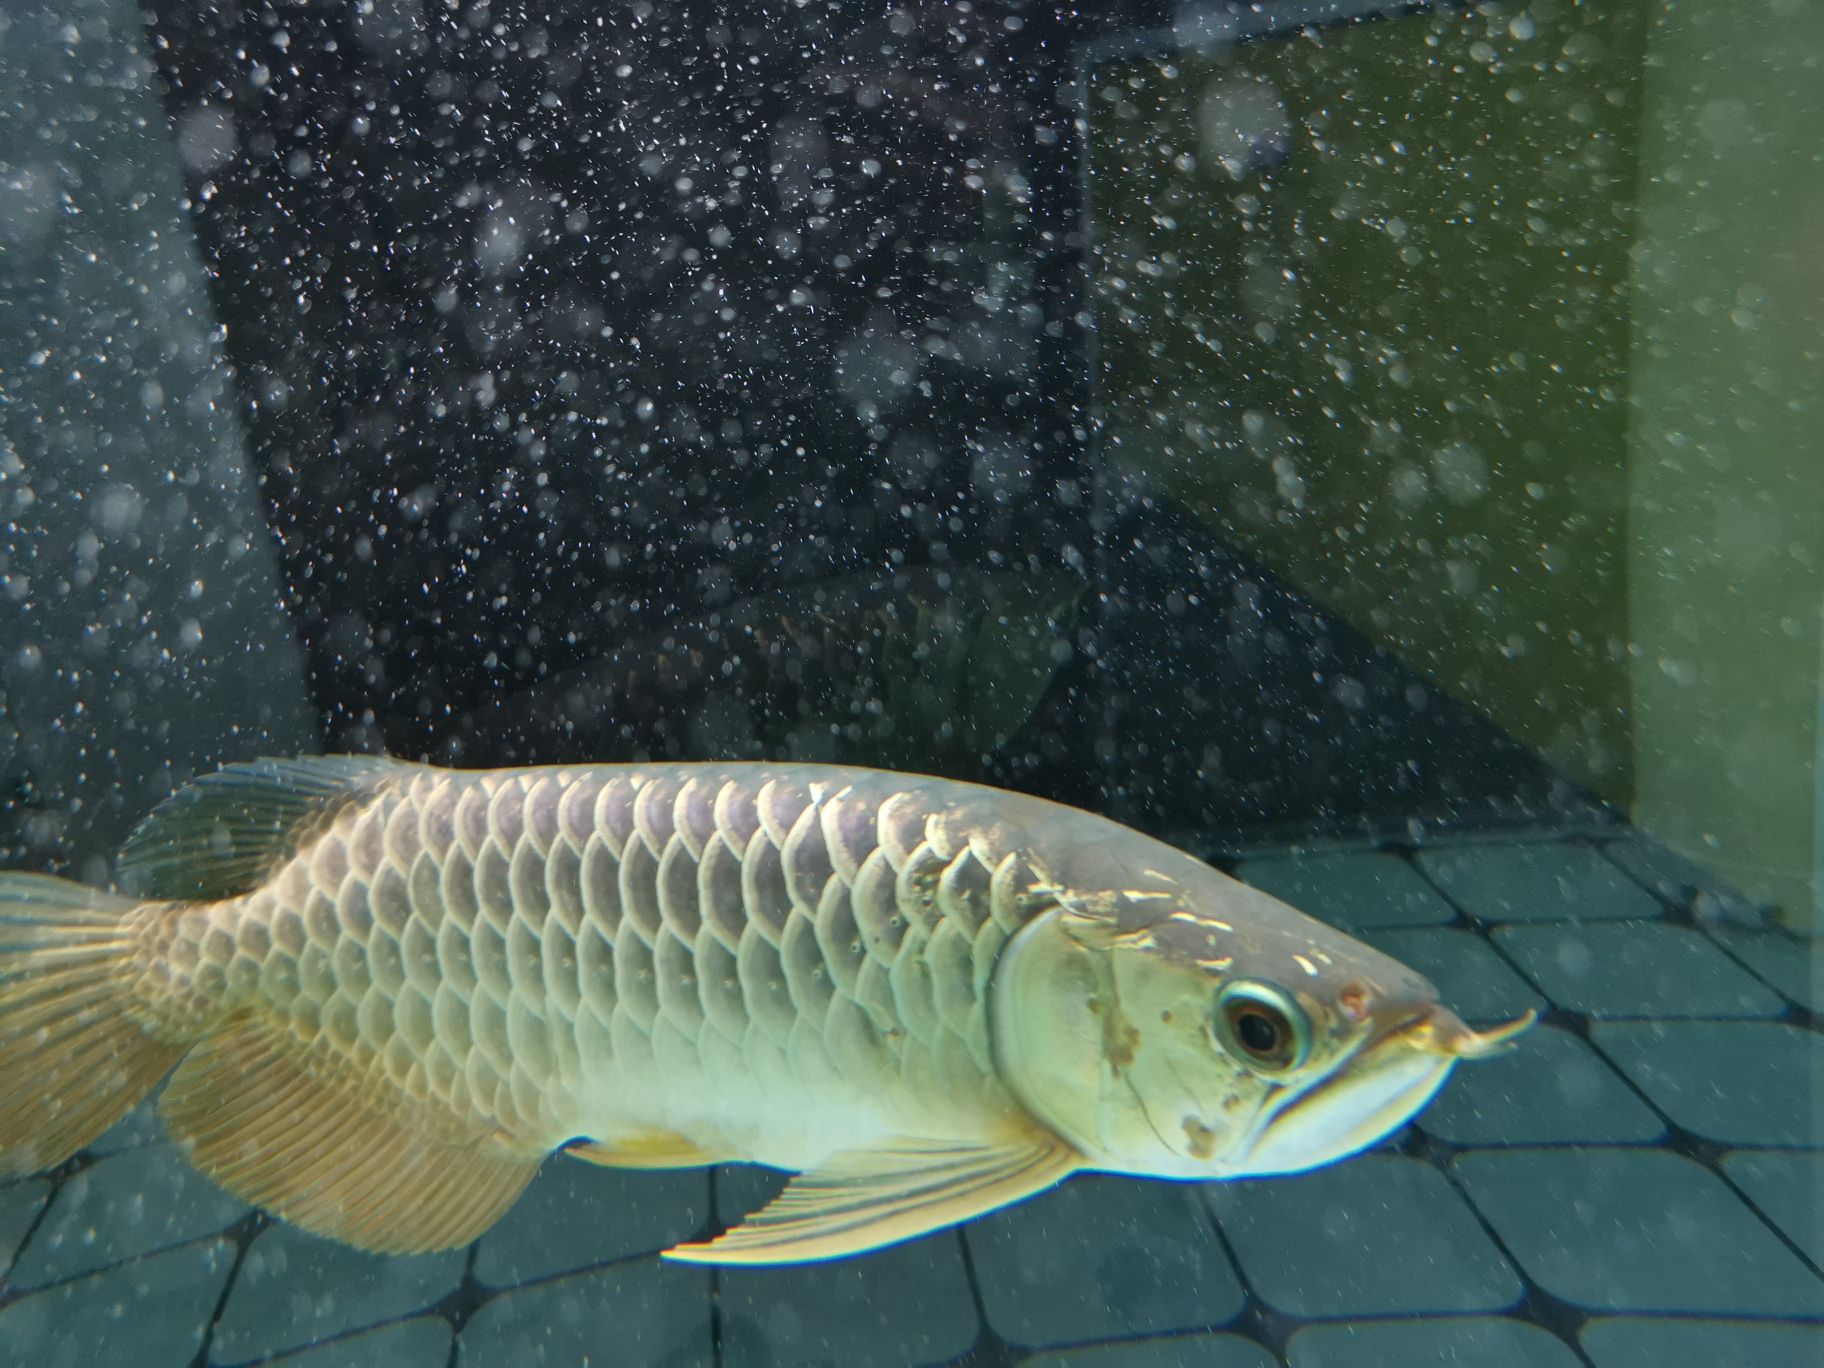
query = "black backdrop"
(142, 0, 1592, 851)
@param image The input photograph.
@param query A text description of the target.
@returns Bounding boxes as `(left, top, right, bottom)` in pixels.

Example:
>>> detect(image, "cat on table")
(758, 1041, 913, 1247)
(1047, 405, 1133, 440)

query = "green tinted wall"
(1625, 0, 1823, 929)
(1089, 0, 1648, 800)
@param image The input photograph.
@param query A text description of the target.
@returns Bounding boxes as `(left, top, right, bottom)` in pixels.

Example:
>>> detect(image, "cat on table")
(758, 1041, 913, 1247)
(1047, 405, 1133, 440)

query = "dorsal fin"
(118, 755, 417, 901)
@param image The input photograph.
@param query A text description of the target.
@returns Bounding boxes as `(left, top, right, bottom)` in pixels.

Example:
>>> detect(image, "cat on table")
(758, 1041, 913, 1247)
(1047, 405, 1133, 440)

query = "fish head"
(988, 862, 1532, 1180)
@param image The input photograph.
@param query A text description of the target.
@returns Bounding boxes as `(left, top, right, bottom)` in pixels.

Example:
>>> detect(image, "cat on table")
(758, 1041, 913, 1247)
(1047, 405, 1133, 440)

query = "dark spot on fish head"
(1182, 1115, 1217, 1161)
(1102, 1006, 1141, 1076)
(1160, 1009, 1174, 1025)
(1338, 981, 1372, 1024)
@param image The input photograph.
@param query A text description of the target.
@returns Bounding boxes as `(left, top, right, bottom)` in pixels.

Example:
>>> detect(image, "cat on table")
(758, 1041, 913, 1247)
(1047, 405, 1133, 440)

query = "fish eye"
(1212, 980, 1311, 1074)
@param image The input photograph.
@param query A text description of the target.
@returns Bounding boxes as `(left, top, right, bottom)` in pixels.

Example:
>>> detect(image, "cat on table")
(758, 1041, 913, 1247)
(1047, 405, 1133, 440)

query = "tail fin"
(0, 872, 185, 1176)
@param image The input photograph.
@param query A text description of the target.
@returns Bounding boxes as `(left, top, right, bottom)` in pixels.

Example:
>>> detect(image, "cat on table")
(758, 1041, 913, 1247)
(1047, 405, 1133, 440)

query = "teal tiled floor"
(1207, 1156, 1522, 1318)
(968, 1176, 1244, 1346)
(209, 1226, 466, 1362)
(1454, 1149, 1823, 1315)
(1418, 842, 1663, 923)
(0, 830, 1816, 1366)
(1493, 922, 1787, 1017)
(1020, 1337, 1275, 1367)
(455, 1262, 711, 1366)
(719, 1238, 979, 1368)
(1580, 1317, 1824, 1368)
(0, 1238, 235, 1368)
(9, 1144, 245, 1288)
(1233, 852, 1455, 929)
(1415, 1024, 1666, 1145)
(1285, 1317, 1581, 1368)
(1357, 926, 1545, 1022)
(471, 1162, 708, 1289)
(268, 1318, 454, 1368)
(1706, 925, 1822, 1009)
(1722, 1151, 1824, 1267)
(1593, 1020, 1821, 1146)
(0, 1182, 50, 1278)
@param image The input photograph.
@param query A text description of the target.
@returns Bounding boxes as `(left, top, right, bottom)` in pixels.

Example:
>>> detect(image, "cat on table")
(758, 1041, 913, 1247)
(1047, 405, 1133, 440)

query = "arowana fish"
(0, 757, 1531, 1262)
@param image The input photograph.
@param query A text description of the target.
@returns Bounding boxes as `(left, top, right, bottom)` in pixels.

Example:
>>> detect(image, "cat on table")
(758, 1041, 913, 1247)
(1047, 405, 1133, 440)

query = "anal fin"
(159, 1013, 542, 1254)
(663, 1134, 1079, 1265)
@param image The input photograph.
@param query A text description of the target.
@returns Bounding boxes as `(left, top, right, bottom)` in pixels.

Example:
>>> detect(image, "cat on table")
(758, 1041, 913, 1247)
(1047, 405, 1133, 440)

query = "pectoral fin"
(663, 1135, 1079, 1265)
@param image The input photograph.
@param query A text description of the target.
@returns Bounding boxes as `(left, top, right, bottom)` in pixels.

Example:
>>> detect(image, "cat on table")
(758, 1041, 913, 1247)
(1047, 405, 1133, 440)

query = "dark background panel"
(140, 0, 1595, 846)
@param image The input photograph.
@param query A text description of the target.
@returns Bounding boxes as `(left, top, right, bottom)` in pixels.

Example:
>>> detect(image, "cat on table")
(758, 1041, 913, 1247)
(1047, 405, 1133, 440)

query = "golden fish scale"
(151, 767, 1051, 1157)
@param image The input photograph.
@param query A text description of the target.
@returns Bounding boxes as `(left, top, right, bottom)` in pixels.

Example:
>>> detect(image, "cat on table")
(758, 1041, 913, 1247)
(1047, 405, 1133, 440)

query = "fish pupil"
(1236, 1010, 1280, 1056)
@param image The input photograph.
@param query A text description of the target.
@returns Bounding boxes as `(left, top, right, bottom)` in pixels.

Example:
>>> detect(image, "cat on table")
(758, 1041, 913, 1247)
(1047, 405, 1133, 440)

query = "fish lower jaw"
(1233, 1052, 1453, 1178)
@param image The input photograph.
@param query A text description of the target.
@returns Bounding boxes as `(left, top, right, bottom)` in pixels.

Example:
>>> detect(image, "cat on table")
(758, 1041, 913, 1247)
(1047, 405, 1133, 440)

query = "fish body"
(0, 756, 1529, 1262)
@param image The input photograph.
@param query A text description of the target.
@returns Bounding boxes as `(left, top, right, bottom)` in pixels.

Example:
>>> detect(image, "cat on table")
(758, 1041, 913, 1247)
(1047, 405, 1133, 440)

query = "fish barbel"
(0, 757, 1530, 1263)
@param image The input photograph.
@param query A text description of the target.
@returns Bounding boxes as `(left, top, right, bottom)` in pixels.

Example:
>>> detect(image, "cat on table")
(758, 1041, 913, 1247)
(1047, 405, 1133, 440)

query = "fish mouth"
(1389, 1004, 1537, 1060)
(1225, 1004, 1536, 1176)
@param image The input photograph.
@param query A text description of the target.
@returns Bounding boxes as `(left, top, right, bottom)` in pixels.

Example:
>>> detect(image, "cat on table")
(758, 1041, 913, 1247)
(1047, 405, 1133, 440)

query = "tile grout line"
(1, 1185, 256, 1308)
(1447, 1139, 1824, 1328)
(942, 1247, 996, 1365)
(0, 1171, 63, 1302)
(188, 1211, 262, 1368)
(950, 1224, 1021, 1368)
(1562, 849, 1824, 1270)
(1706, 1155, 1824, 1287)
(1594, 840, 1819, 1022)
(1392, 837, 1804, 1359)
(1428, 1146, 1602, 1368)
(1388, 844, 1483, 935)
(1188, 1186, 1289, 1363)
(441, 1236, 485, 1368)
(1688, 930, 1820, 1027)
(217, 1226, 478, 1366)
(1592, 839, 1792, 936)
(1438, 857, 1824, 1272)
